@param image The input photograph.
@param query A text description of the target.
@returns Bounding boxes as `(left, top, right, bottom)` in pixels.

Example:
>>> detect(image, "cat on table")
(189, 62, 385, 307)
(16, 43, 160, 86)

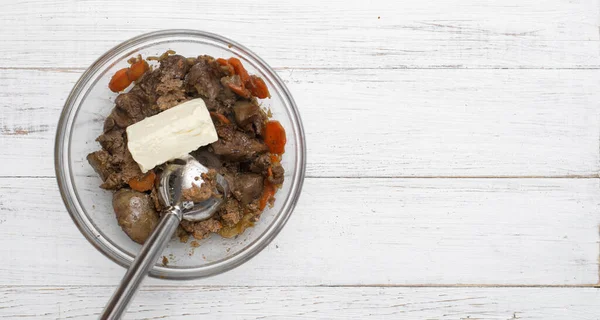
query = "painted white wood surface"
(2, 178, 599, 286)
(1, 0, 599, 69)
(1, 0, 600, 318)
(2, 286, 600, 320)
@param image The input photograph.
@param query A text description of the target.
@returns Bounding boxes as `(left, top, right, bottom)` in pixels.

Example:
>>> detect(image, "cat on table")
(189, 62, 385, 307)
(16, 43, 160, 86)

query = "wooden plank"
(1, 286, 599, 319)
(0, 0, 598, 69)
(1, 177, 599, 286)
(1, 68, 598, 177)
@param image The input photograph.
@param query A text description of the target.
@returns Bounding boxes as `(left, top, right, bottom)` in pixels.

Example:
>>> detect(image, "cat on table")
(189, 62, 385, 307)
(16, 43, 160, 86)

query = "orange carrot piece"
(128, 171, 156, 192)
(209, 111, 231, 124)
(269, 153, 281, 164)
(247, 75, 270, 99)
(108, 68, 132, 92)
(226, 82, 251, 98)
(264, 120, 287, 154)
(127, 59, 149, 81)
(216, 58, 234, 75)
(227, 57, 250, 84)
(259, 182, 275, 210)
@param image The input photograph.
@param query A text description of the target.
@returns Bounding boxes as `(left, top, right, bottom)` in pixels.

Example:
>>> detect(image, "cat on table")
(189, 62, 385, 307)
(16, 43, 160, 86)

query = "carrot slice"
(128, 171, 156, 192)
(108, 68, 132, 92)
(127, 59, 149, 81)
(259, 181, 275, 210)
(226, 82, 251, 98)
(269, 153, 281, 164)
(227, 57, 250, 83)
(209, 111, 231, 124)
(247, 75, 270, 99)
(264, 120, 286, 154)
(216, 58, 234, 75)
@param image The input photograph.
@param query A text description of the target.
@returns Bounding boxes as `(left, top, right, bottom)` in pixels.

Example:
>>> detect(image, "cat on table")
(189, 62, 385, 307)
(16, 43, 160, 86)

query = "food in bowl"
(87, 52, 287, 244)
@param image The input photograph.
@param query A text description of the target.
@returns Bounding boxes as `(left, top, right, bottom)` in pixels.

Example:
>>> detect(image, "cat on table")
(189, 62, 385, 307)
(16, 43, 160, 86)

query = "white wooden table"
(2, 0, 600, 319)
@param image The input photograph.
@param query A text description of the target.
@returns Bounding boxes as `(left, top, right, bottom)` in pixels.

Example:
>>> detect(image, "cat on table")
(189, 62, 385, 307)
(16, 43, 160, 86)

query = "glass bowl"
(55, 30, 306, 279)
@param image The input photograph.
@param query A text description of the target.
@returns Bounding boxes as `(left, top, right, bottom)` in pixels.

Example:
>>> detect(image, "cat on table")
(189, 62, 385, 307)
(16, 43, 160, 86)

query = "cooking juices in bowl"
(55, 30, 306, 279)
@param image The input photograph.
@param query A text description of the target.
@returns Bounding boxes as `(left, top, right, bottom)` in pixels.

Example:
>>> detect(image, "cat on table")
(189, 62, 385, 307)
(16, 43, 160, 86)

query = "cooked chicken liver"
(210, 127, 269, 162)
(233, 173, 264, 205)
(185, 58, 223, 101)
(113, 189, 159, 244)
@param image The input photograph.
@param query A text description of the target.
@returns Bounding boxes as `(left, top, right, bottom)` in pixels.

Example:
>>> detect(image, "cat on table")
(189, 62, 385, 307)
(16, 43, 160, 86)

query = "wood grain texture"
(0, 0, 599, 69)
(1, 286, 600, 319)
(1, 177, 599, 286)
(2, 68, 598, 178)
(3, 0, 600, 317)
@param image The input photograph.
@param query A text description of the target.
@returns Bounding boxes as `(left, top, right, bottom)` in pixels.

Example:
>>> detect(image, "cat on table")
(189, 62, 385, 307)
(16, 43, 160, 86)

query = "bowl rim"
(55, 29, 306, 280)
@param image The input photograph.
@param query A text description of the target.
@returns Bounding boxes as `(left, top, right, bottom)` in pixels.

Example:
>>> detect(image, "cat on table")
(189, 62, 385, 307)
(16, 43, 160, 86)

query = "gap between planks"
(0, 284, 599, 289)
